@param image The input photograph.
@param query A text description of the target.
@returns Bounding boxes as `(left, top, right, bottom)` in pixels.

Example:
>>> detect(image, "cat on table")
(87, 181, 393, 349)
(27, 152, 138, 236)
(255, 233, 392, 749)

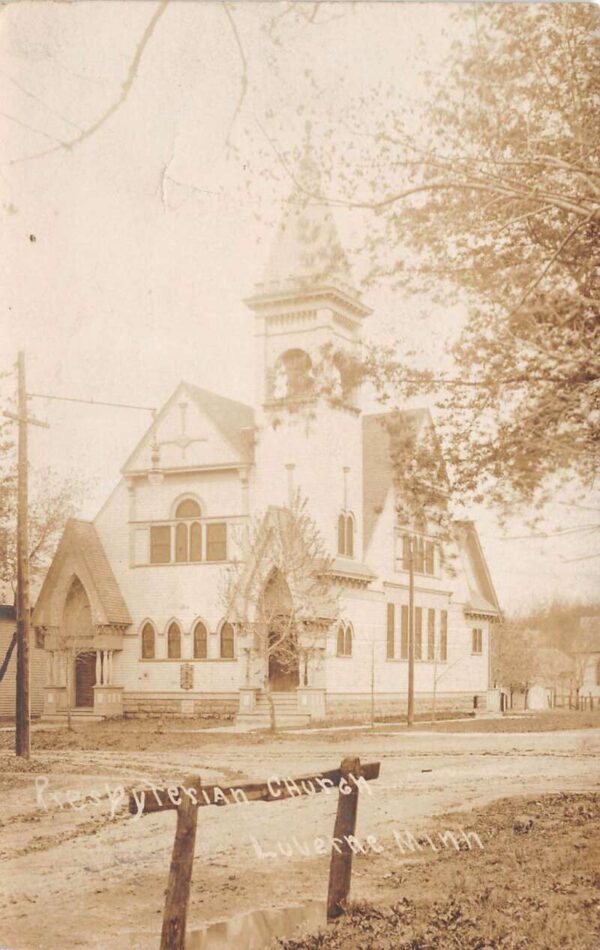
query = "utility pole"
(16, 351, 30, 758)
(370, 641, 375, 729)
(5, 353, 48, 759)
(407, 535, 415, 728)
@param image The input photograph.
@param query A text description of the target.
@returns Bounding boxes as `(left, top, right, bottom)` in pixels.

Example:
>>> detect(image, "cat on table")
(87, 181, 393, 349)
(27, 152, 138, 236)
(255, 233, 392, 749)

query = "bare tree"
(491, 618, 537, 709)
(0, 437, 87, 599)
(222, 492, 339, 731)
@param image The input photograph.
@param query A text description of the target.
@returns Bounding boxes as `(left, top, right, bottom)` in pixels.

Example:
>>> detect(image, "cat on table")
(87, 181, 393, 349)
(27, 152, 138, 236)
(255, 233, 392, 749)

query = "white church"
(33, 190, 501, 725)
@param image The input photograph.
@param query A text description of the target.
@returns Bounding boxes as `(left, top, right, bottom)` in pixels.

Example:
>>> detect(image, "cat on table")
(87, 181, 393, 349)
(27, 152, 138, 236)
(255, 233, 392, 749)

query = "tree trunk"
(431, 662, 438, 723)
(266, 681, 276, 732)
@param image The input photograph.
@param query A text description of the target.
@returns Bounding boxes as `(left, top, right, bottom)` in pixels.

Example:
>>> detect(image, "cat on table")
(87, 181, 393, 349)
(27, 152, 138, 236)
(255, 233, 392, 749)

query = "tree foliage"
(254, 3, 599, 515)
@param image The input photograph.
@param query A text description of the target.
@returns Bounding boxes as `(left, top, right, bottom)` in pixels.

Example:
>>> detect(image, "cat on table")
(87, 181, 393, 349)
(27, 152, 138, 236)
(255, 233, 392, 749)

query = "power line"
(27, 391, 156, 413)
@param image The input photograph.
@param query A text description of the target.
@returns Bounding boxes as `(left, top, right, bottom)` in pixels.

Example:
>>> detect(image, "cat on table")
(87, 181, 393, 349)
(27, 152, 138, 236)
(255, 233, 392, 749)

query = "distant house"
(0, 605, 46, 719)
(574, 616, 600, 700)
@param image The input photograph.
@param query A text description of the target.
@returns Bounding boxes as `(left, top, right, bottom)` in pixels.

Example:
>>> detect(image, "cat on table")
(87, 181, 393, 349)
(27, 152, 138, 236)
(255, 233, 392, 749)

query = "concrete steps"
(236, 692, 311, 729)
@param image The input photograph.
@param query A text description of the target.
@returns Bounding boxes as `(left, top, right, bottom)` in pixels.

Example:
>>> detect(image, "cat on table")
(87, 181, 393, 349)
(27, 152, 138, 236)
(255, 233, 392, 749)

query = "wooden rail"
(129, 757, 380, 949)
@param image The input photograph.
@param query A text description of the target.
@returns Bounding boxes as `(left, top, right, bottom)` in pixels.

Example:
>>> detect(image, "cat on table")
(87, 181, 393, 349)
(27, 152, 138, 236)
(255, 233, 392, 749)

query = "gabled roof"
(455, 521, 502, 618)
(33, 520, 131, 628)
(184, 383, 254, 460)
(122, 381, 255, 473)
(362, 409, 431, 550)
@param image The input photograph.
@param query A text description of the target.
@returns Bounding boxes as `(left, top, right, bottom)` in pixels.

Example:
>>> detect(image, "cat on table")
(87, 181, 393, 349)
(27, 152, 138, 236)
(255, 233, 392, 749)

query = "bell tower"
(246, 161, 371, 559)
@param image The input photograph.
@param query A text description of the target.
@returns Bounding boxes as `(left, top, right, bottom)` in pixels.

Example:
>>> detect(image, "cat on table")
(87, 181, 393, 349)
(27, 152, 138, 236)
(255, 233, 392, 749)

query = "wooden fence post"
(327, 756, 361, 922)
(160, 780, 200, 950)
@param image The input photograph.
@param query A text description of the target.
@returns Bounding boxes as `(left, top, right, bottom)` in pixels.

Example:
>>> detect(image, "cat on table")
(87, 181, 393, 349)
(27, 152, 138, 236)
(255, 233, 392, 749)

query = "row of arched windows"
(141, 620, 235, 660)
(150, 498, 227, 565)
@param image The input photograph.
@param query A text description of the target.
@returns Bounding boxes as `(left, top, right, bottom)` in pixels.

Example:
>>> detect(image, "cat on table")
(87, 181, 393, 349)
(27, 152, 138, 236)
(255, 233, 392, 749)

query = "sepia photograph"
(0, 1, 598, 947)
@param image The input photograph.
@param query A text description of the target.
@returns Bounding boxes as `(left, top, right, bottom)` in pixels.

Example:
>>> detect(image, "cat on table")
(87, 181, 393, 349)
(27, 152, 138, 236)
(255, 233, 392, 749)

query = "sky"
(1, 0, 598, 613)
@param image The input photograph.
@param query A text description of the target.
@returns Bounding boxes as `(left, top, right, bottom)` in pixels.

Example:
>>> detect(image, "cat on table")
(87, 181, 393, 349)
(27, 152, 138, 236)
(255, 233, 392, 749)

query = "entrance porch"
(43, 647, 123, 720)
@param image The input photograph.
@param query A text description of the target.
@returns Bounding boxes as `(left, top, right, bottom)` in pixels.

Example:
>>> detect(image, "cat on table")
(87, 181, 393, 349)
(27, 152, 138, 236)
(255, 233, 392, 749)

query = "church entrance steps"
(235, 691, 312, 728)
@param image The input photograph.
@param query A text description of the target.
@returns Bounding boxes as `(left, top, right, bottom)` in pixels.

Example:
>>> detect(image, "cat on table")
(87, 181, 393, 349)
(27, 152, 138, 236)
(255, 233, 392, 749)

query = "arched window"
(174, 499, 202, 563)
(337, 515, 346, 556)
(273, 349, 313, 400)
(190, 522, 202, 562)
(337, 512, 354, 557)
(220, 622, 234, 659)
(175, 499, 201, 519)
(194, 621, 208, 660)
(344, 623, 353, 657)
(337, 622, 353, 657)
(141, 622, 155, 659)
(331, 351, 356, 405)
(167, 622, 181, 659)
(346, 515, 354, 557)
(336, 623, 345, 656)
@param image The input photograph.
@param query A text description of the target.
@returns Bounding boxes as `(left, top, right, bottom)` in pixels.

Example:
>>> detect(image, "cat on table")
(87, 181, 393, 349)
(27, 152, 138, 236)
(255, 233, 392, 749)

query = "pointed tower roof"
(257, 154, 357, 299)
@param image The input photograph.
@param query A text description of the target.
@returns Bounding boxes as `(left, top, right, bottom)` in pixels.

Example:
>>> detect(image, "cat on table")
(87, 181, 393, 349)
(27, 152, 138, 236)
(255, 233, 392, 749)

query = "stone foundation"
(325, 691, 486, 721)
(117, 690, 485, 722)
(122, 692, 238, 719)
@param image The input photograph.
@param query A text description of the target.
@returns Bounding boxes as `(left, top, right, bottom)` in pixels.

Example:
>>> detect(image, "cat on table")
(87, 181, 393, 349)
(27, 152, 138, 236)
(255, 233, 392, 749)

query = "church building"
(33, 191, 501, 725)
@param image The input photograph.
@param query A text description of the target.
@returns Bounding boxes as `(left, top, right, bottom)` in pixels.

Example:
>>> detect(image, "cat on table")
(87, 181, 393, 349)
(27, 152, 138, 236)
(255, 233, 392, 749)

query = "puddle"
(187, 900, 326, 949)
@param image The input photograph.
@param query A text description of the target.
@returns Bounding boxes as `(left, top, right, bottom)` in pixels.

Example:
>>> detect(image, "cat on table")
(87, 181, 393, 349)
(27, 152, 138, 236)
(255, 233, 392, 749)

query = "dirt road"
(0, 724, 598, 949)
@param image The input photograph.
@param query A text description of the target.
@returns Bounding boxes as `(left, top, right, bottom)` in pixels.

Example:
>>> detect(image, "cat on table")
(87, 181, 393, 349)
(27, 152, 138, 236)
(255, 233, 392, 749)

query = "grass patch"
(280, 792, 600, 949)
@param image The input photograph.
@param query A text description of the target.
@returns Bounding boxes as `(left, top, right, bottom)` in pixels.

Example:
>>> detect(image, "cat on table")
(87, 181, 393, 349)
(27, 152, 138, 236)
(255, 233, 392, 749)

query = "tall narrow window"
(337, 623, 353, 657)
(168, 622, 181, 659)
(346, 515, 354, 557)
(400, 605, 409, 660)
(596, 660, 600, 687)
(427, 608, 435, 660)
(338, 513, 355, 557)
(175, 523, 188, 562)
(344, 624, 353, 657)
(190, 522, 202, 562)
(440, 610, 448, 661)
(337, 623, 345, 656)
(141, 623, 155, 659)
(414, 607, 423, 660)
(150, 525, 171, 564)
(338, 515, 346, 555)
(402, 534, 411, 570)
(386, 603, 395, 659)
(194, 621, 208, 660)
(207, 523, 227, 561)
(220, 622, 234, 659)
(425, 542, 435, 575)
(472, 628, 483, 654)
(415, 537, 425, 573)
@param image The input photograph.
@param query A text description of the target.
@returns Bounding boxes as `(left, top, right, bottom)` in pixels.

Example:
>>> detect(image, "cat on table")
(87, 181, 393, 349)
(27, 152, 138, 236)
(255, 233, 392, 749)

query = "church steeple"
(259, 154, 356, 298)
(246, 141, 371, 414)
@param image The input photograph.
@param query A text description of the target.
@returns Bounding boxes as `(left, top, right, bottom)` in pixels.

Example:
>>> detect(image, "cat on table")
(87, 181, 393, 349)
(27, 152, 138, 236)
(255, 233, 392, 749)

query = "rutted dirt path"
(0, 726, 598, 949)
